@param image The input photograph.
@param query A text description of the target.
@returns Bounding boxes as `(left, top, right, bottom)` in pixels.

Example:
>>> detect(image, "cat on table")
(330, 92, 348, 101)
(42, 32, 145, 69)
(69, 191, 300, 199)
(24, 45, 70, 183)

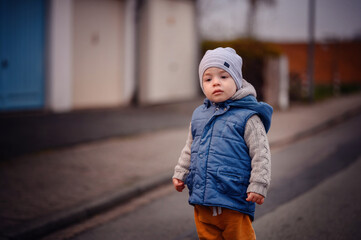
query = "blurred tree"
(197, 0, 277, 40)
(246, 0, 276, 38)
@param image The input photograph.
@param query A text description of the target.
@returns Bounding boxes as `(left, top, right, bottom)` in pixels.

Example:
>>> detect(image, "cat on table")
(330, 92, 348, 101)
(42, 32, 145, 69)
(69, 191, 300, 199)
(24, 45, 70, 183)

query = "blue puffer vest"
(186, 95, 272, 221)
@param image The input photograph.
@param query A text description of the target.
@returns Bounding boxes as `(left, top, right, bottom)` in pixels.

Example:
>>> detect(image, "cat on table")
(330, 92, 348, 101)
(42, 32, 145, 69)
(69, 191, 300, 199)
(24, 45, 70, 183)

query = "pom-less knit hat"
(199, 47, 243, 90)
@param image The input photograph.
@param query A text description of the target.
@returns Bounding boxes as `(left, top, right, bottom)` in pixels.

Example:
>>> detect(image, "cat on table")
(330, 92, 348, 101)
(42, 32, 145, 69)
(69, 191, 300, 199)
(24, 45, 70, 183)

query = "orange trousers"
(194, 205, 256, 240)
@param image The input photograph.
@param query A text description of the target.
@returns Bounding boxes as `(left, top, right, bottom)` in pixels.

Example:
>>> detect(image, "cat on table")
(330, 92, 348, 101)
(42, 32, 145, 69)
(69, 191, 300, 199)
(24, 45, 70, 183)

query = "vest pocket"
(216, 166, 250, 196)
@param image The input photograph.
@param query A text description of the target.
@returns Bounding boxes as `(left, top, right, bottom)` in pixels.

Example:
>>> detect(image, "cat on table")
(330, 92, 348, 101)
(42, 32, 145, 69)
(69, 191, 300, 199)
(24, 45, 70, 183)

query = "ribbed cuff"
(247, 182, 268, 198)
(172, 171, 188, 182)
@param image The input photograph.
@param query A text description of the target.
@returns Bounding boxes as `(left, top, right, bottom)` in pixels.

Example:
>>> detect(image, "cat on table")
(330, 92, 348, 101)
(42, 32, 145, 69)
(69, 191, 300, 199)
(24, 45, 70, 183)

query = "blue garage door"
(0, 0, 45, 111)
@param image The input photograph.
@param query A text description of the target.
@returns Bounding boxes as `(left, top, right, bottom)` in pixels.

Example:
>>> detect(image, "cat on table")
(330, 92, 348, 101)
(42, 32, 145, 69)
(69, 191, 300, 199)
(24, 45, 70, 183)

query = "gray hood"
(231, 79, 257, 101)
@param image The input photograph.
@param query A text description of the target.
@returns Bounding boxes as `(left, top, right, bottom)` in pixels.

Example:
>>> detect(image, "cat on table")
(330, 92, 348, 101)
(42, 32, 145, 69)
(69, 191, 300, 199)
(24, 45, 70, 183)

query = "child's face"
(202, 67, 237, 103)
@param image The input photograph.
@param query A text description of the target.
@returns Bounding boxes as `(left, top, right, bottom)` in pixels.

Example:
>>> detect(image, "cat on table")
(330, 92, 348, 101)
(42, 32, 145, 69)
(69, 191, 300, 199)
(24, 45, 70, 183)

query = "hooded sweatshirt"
(173, 79, 272, 198)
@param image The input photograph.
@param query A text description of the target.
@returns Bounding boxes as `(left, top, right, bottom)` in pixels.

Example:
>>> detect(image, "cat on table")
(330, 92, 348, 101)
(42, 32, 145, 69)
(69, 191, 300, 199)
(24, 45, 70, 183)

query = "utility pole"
(307, 0, 316, 102)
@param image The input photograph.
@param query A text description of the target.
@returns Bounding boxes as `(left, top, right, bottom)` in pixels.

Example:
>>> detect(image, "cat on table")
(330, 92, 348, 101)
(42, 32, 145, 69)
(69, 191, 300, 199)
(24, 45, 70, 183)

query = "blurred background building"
(0, 0, 198, 112)
(1, 0, 361, 113)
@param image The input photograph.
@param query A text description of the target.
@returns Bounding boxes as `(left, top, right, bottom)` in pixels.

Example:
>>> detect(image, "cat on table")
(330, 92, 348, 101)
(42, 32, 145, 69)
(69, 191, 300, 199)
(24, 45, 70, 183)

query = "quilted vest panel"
(187, 102, 257, 220)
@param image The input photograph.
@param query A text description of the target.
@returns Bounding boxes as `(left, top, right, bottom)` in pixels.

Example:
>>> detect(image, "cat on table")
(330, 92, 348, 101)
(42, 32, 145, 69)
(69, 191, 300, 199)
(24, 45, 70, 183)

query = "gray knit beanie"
(199, 47, 243, 90)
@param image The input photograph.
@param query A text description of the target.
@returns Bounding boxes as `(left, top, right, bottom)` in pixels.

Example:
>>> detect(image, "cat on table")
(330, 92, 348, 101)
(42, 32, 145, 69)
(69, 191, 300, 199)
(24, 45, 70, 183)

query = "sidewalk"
(1, 93, 361, 240)
(0, 99, 201, 161)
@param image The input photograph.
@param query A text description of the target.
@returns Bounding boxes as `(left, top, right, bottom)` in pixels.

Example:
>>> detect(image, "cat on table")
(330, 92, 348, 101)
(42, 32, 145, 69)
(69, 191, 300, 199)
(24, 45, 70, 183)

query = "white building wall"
(264, 55, 289, 110)
(139, 0, 198, 104)
(47, 0, 73, 112)
(47, 0, 198, 111)
(122, 0, 137, 104)
(72, 0, 125, 109)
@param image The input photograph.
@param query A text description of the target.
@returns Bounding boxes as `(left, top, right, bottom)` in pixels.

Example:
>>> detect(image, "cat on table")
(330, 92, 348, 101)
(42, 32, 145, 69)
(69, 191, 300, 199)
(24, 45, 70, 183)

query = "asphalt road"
(43, 113, 361, 240)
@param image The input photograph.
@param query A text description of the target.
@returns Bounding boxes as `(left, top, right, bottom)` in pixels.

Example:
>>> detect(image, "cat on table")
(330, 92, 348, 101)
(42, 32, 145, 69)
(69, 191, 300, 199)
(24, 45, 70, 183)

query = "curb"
(2, 172, 173, 240)
(4, 103, 361, 240)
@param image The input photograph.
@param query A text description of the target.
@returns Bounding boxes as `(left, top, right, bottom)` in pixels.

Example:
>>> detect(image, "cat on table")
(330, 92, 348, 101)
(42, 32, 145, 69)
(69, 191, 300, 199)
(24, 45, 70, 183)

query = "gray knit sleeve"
(173, 123, 193, 182)
(244, 115, 271, 197)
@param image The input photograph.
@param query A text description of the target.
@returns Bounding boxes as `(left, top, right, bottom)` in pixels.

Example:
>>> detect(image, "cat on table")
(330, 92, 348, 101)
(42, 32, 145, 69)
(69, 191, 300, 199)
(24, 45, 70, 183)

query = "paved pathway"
(254, 155, 361, 240)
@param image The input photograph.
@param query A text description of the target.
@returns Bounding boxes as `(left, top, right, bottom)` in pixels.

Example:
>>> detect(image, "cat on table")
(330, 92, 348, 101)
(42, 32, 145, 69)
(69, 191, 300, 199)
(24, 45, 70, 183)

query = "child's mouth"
(213, 90, 223, 95)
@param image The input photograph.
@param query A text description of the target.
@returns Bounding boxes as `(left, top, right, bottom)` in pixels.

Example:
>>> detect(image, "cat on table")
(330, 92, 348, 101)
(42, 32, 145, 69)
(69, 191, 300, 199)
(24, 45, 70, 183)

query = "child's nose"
(212, 77, 221, 86)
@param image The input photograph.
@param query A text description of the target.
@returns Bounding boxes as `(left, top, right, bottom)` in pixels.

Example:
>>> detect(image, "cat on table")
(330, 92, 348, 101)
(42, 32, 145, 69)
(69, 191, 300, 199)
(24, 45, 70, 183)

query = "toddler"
(172, 47, 272, 239)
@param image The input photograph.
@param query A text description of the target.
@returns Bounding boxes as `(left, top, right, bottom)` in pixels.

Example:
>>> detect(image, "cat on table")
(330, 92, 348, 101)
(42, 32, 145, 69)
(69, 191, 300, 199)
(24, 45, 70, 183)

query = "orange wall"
(275, 41, 361, 85)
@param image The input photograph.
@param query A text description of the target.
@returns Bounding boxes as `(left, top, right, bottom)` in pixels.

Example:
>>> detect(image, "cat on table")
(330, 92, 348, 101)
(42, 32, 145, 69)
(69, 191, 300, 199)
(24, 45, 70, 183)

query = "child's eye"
(221, 75, 228, 79)
(203, 78, 211, 82)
